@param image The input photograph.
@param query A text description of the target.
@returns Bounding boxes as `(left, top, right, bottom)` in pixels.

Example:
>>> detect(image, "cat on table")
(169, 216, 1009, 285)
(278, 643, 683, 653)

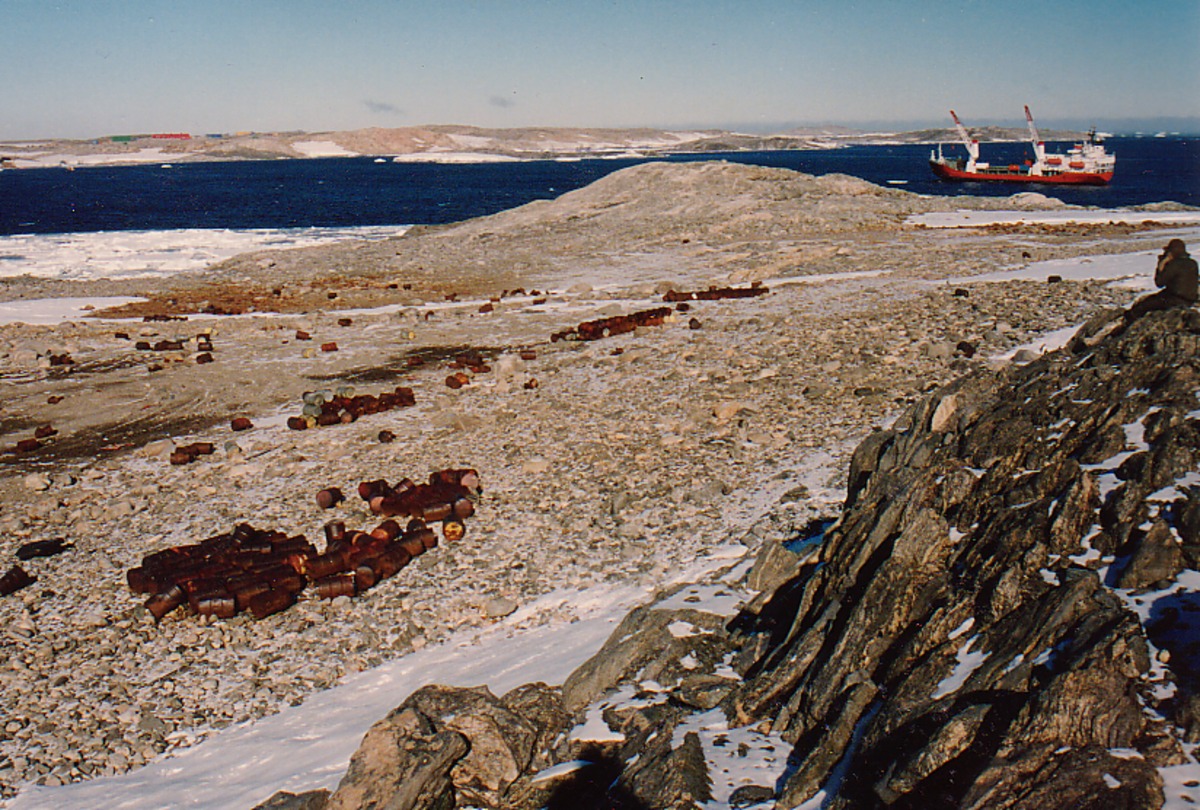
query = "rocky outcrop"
(722, 307, 1199, 808)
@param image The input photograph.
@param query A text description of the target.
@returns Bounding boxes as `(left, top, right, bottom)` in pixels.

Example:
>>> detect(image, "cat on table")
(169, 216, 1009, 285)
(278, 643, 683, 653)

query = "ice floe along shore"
(0, 225, 406, 282)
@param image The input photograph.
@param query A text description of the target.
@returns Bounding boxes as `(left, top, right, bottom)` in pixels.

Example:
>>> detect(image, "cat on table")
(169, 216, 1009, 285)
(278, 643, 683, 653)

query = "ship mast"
(949, 110, 979, 166)
(1024, 105, 1046, 161)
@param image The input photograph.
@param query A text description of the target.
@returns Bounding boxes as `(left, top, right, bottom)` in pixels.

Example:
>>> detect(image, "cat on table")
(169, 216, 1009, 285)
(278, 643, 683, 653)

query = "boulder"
(326, 704, 467, 810)
(326, 682, 571, 810)
(1116, 520, 1185, 589)
(561, 597, 736, 712)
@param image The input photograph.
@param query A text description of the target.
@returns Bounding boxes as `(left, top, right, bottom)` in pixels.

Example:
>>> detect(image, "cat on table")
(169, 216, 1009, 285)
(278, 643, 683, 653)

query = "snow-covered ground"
(910, 210, 1200, 229)
(0, 225, 405, 281)
(4, 148, 197, 169)
(0, 297, 145, 326)
(290, 141, 359, 158)
(390, 151, 521, 163)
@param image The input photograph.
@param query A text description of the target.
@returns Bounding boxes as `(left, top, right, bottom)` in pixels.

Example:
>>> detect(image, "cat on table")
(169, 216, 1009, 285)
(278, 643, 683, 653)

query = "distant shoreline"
(0, 122, 1108, 170)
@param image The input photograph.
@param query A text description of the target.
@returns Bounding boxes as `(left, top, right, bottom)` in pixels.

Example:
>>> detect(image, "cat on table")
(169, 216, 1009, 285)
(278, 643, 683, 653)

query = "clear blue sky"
(2, 0, 1197, 139)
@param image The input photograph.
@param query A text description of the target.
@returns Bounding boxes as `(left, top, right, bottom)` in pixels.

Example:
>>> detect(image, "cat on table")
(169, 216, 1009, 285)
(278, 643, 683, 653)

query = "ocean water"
(1, 137, 1195, 238)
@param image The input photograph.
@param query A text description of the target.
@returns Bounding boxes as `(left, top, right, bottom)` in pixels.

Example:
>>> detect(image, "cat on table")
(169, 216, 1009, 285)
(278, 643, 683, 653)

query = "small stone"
(482, 597, 519, 619)
(522, 458, 551, 474)
(22, 473, 51, 492)
(79, 612, 108, 629)
(713, 402, 747, 423)
(730, 785, 776, 807)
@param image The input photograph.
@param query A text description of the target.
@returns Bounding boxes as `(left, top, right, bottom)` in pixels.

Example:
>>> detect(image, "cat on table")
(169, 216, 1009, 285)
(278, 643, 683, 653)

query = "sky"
(2, 0, 1198, 140)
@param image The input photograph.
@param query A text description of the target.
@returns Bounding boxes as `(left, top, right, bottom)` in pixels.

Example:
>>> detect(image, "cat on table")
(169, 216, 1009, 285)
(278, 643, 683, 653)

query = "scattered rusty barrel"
(354, 564, 378, 592)
(349, 533, 388, 562)
(266, 569, 306, 594)
(440, 520, 462, 543)
(183, 579, 230, 612)
(396, 534, 427, 558)
(366, 545, 411, 581)
(144, 585, 185, 621)
(248, 588, 294, 619)
(314, 573, 357, 600)
(371, 519, 402, 542)
(324, 520, 346, 544)
(270, 536, 316, 556)
(232, 581, 272, 612)
(358, 479, 390, 502)
(127, 566, 156, 594)
(316, 487, 345, 509)
(0, 565, 36, 596)
(451, 497, 475, 520)
(305, 550, 352, 579)
(194, 595, 237, 619)
(419, 501, 453, 522)
(417, 527, 441, 549)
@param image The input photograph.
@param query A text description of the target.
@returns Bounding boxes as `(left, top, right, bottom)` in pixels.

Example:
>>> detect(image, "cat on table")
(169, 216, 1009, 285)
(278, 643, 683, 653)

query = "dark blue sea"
(1, 137, 1196, 237)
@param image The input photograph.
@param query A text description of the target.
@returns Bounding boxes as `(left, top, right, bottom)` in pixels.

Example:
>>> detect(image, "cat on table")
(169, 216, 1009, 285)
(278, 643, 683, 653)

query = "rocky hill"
(258, 305, 1200, 809)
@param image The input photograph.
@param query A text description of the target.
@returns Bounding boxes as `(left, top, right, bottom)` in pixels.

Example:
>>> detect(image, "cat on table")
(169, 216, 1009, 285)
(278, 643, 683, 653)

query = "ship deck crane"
(1024, 105, 1046, 162)
(950, 110, 980, 164)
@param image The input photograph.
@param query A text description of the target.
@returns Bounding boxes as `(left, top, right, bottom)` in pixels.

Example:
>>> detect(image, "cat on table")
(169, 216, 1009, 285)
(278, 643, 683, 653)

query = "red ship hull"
(930, 160, 1113, 186)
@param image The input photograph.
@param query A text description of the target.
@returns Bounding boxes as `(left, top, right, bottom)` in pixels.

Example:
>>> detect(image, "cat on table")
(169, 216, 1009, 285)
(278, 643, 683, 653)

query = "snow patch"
(933, 634, 991, 699)
(668, 707, 791, 808)
(0, 296, 146, 325)
(291, 140, 358, 158)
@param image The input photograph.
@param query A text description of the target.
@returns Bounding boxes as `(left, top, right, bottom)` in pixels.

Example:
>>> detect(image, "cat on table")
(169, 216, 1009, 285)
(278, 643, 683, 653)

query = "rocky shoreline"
(0, 162, 1194, 804)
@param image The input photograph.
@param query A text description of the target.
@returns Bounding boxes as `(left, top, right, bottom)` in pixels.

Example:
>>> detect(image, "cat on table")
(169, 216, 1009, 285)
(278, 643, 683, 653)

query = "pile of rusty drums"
(286, 386, 417, 431)
(127, 468, 480, 622)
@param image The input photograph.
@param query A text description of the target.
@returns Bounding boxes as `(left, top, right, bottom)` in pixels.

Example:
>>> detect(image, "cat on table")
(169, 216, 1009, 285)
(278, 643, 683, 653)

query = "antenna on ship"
(1024, 105, 1046, 162)
(949, 110, 980, 164)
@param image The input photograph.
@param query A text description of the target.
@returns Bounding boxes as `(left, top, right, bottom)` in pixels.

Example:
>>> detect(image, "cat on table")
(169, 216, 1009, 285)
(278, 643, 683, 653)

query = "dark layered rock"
(286, 308, 1200, 810)
(725, 307, 1199, 808)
